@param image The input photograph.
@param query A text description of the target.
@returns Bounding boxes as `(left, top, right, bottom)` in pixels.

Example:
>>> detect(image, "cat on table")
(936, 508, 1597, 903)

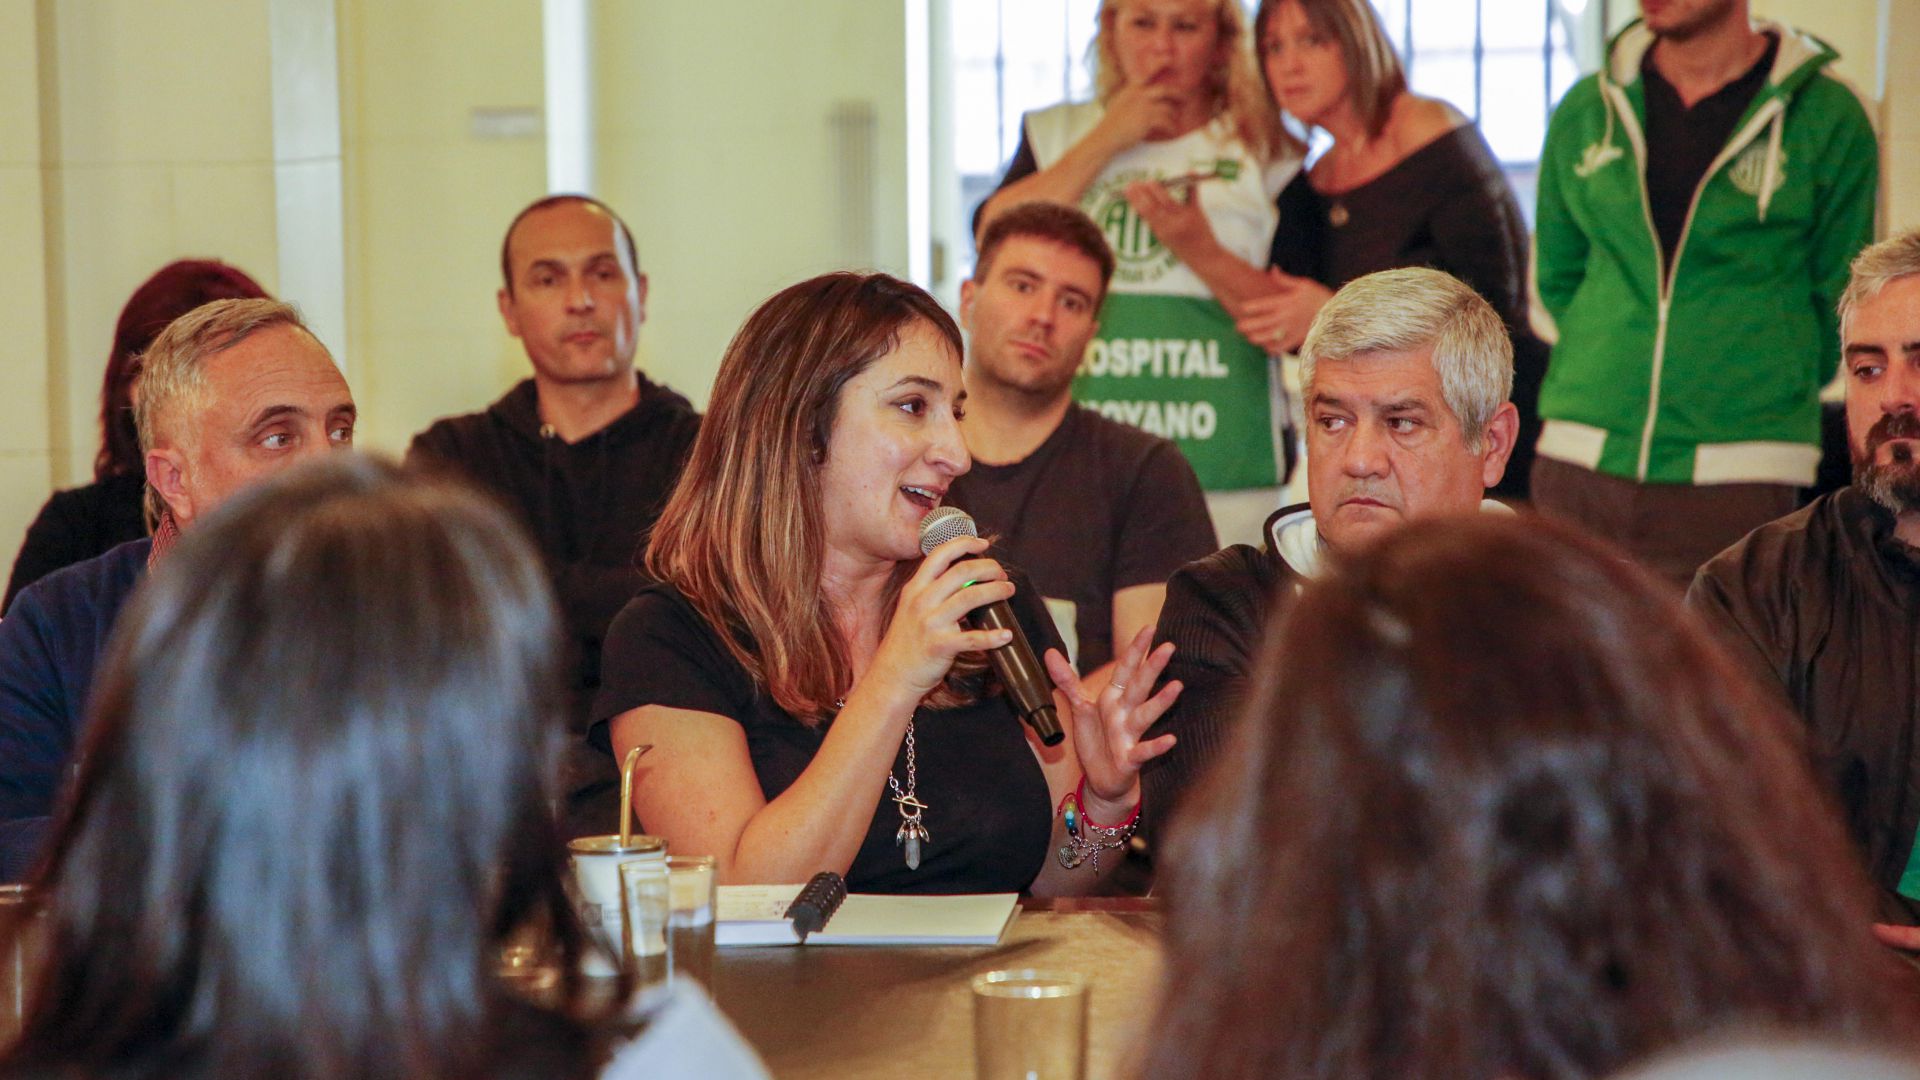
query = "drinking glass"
(0, 885, 46, 1047)
(664, 855, 717, 992)
(618, 859, 671, 990)
(972, 969, 1088, 1080)
(495, 912, 557, 993)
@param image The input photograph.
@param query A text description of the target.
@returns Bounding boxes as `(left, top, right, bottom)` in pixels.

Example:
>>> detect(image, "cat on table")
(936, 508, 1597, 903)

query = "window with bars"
(948, 0, 1595, 280)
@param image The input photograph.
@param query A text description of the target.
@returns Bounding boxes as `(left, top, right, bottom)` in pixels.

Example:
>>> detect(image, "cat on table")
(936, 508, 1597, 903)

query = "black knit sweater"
(1140, 541, 1295, 847)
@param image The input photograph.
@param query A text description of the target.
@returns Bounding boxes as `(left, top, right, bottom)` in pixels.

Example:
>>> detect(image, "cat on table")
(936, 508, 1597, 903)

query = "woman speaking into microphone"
(592, 272, 1179, 894)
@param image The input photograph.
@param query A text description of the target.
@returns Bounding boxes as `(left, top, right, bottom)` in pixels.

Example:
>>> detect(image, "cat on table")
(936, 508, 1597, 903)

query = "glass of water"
(972, 969, 1088, 1080)
(664, 855, 717, 992)
(0, 884, 46, 1046)
(618, 860, 671, 989)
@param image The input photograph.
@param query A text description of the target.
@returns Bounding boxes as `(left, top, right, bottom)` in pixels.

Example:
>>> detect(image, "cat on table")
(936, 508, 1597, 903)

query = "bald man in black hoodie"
(410, 195, 699, 837)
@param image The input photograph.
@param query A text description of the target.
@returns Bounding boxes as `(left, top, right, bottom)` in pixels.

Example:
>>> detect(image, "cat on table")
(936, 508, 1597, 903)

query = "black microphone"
(919, 507, 1064, 746)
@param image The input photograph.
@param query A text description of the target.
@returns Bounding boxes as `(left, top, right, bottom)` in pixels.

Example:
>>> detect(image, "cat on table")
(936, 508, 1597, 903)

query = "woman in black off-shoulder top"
(1132, 0, 1548, 497)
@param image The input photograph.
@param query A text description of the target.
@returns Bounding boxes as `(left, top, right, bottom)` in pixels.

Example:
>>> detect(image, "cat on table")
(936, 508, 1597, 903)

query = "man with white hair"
(1689, 230, 1920, 942)
(0, 298, 356, 878)
(1140, 266, 1519, 838)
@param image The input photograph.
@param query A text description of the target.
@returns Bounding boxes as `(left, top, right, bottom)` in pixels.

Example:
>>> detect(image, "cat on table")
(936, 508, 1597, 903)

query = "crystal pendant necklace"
(837, 699, 929, 870)
(886, 716, 928, 870)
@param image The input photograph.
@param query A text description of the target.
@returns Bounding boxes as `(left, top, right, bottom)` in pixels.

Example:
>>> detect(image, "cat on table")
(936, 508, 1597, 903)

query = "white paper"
(714, 885, 1020, 948)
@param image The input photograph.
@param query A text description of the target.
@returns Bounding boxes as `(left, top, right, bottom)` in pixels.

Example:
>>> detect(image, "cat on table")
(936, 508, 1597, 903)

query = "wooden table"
(710, 898, 1162, 1079)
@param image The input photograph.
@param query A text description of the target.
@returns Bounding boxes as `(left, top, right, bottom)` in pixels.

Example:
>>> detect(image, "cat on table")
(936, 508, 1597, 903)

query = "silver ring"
(1111, 682, 1127, 691)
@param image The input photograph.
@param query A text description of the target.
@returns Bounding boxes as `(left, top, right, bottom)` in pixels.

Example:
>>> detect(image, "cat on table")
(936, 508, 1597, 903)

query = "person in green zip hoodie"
(1529, 0, 1877, 586)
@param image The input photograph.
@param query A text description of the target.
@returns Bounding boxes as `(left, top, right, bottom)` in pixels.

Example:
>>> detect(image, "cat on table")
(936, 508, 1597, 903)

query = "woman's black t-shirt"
(590, 570, 1061, 895)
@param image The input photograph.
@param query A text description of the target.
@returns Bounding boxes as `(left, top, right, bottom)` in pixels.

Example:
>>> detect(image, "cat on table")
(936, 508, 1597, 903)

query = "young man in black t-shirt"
(949, 203, 1215, 689)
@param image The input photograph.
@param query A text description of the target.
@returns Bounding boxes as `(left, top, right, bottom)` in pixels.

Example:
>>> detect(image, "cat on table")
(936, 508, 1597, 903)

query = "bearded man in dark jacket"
(1689, 231, 1920, 940)
(409, 195, 699, 838)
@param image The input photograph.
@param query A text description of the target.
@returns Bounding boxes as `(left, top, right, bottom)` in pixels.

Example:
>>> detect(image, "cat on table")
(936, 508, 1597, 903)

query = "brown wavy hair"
(1147, 514, 1919, 1080)
(1256, 0, 1409, 139)
(645, 272, 984, 725)
(1092, 0, 1296, 163)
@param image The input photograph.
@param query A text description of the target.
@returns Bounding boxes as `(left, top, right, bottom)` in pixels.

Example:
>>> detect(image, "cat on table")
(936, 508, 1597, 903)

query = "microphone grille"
(918, 506, 977, 555)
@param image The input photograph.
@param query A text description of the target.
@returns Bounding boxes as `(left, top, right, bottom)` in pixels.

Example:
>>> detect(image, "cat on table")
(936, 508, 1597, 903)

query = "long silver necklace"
(839, 700, 929, 870)
(887, 717, 929, 870)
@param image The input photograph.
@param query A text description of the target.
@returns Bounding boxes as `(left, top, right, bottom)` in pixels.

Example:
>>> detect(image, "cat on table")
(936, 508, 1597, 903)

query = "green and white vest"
(1025, 101, 1296, 491)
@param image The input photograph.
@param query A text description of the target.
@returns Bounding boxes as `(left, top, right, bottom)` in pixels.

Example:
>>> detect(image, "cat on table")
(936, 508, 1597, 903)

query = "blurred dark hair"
(98, 260, 269, 481)
(1148, 514, 1918, 1080)
(0, 455, 609, 1080)
(974, 201, 1116, 304)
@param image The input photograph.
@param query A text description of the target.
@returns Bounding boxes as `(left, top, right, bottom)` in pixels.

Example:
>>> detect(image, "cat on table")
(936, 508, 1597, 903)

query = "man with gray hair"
(0, 298, 355, 878)
(1140, 266, 1519, 839)
(1689, 229, 1920, 943)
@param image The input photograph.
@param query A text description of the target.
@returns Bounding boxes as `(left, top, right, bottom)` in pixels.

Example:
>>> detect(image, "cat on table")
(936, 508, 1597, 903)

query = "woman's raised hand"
(1095, 80, 1185, 148)
(1124, 178, 1220, 258)
(1045, 626, 1180, 816)
(1233, 267, 1335, 354)
(870, 536, 1015, 699)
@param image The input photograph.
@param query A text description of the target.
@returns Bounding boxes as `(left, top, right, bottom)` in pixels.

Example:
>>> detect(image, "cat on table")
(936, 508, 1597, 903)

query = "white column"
(270, 0, 348, 367)
(545, 0, 594, 194)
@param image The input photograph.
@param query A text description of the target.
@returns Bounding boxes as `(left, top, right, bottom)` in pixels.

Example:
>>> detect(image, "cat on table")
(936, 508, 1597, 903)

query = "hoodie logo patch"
(1727, 142, 1786, 199)
(1574, 141, 1624, 178)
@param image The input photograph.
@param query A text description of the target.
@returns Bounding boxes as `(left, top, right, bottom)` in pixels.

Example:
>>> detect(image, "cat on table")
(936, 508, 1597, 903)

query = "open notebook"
(716, 884, 1020, 947)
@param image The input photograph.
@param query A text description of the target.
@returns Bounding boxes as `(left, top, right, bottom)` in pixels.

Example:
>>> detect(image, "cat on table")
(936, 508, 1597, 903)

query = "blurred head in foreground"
(2, 455, 607, 1080)
(1148, 514, 1916, 1080)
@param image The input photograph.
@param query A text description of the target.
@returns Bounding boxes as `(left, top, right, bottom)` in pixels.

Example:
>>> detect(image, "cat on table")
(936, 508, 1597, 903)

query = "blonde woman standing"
(979, 0, 1298, 546)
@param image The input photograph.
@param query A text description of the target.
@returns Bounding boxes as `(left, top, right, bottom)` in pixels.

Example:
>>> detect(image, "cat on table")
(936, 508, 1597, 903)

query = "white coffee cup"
(566, 834, 665, 976)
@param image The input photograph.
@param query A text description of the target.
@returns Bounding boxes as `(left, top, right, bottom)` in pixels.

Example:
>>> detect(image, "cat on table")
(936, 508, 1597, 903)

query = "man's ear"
(497, 286, 522, 339)
(1479, 401, 1522, 490)
(958, 278, 978, 328)
(145, 447, 194, 525)
(634, 272, 650, 327)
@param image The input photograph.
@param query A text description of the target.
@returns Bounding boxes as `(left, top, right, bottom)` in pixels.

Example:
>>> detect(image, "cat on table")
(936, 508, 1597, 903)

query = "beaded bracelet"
(1056, 776, 1140, 871)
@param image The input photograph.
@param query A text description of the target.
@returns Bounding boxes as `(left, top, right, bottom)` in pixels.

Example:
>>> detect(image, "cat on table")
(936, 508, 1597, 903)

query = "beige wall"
(1752, 1, 1876, 85)
(337, 0, 545, 455)
(594, 1, 912, 409)
(0, 0, 53, 572)
(1877, 1, 1920, 231)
